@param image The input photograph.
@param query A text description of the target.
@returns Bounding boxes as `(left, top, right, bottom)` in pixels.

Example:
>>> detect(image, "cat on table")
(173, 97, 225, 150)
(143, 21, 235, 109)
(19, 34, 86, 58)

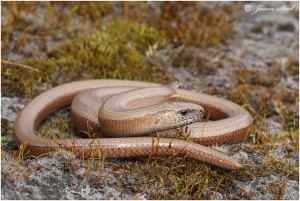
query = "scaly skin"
(14, 79, 253, 170)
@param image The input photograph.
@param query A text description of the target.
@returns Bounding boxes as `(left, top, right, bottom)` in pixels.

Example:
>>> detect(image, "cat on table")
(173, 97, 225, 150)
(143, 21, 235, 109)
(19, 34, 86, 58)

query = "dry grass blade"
(1, 60, 40, 72)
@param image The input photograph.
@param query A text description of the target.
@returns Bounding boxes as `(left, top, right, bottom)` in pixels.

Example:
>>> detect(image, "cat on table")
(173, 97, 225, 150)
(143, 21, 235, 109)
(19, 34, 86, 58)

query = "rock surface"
(1, 1, 298, 200)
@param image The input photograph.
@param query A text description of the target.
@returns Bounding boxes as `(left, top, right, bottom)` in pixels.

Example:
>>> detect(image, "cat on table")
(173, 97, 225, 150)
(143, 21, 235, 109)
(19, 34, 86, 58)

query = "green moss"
(1, 136, 15, 148)
(236, 69, 280, 87)
(161, 3, 235, 47)
(37, 108, 75, 139)
(120, 154, 243, 199)
(227, 85, 273, 117)
(2, 2, 237, 98)
(48, 19, 168, 81)
(2, 19, 169, 98)
(2, 2, 298, 199)
(64, 1, 114, 21)
(122, 2, 236, 47)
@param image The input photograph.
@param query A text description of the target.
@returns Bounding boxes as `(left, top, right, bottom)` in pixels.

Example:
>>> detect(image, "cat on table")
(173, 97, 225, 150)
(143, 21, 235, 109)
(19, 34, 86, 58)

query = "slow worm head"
(98, 86, 204, 137)
(14, 79, 253, 170)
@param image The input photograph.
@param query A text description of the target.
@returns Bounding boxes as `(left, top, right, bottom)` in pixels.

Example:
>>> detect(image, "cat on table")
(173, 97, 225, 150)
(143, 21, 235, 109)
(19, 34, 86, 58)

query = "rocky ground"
(1, 1, 299, 200)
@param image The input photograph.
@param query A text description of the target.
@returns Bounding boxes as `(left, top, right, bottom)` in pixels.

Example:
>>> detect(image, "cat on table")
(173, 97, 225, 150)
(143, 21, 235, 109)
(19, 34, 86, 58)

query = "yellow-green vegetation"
(2, 1, 236, 98)
(48, 19, 168, 81)
(154, 2, 236, 47)
(228, 68, 299, 131)
(119, 2, 236, 47)
(1, 1, 298, 200)
(2, 19, 168, 98)
(37, 108, 75, 140)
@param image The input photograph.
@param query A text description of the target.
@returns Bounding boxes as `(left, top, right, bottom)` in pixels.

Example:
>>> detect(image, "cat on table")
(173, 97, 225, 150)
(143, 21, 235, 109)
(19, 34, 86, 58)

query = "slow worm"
(14, 79, 253, 170)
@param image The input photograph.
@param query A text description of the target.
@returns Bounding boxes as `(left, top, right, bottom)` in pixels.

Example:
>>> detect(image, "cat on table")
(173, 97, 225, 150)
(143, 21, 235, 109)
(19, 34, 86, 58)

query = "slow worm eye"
(180, 110, 188, 116)
(14, 79, 252, 170)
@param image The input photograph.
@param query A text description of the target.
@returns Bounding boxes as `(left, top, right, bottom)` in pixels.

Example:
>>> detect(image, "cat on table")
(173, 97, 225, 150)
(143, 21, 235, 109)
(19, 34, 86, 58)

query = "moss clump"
(236, 69, 280, 87)
(227, 85, 274, 117)
(37, 108, 75, 140)
(2, 19, 168, 98)
(53, 1, 115, 22)
(120, 154, 247, 199)
(158, 2, 236, 47)
(48, 19, 168, 81)
(122, 2, 236, 47)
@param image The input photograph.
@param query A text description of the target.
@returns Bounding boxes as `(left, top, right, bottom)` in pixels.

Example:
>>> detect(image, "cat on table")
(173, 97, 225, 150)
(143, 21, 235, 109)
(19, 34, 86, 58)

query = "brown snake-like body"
(14, 79, 253, 170)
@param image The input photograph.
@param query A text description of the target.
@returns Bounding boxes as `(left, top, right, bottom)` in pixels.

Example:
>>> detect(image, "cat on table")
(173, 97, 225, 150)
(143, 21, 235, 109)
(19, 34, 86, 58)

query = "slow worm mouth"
(14, 79, 253, 170)
(179, 117, 202, 125)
